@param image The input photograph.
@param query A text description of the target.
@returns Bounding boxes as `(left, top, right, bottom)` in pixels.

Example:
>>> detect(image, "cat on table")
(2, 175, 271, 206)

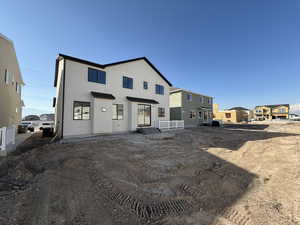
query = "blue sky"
(1, 0, 300, 116)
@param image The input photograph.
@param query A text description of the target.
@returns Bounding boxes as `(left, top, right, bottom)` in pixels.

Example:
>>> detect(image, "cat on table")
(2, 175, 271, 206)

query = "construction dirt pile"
(0, 123, 299, 225)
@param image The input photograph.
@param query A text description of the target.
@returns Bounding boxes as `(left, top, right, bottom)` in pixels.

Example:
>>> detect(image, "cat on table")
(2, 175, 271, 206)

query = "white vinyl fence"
(157, 120, 184, 130)
(0, 126, 16, 152)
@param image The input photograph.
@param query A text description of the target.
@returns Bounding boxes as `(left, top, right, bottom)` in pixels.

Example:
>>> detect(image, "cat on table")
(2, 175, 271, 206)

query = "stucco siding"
(58, 58, 170, 137)
(170, 90, 213, 127)
(169, 92, 181, 107)
(0, 34, 23, 127)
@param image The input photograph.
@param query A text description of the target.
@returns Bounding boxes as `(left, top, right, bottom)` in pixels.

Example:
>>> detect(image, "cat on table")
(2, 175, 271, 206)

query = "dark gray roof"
(228, 107, 249, 111)
(91, 91, 115, 100)
(126, 96, 159, 104)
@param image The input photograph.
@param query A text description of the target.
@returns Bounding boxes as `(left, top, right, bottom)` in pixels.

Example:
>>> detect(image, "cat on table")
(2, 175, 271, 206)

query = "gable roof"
(54, 54, 172, 87)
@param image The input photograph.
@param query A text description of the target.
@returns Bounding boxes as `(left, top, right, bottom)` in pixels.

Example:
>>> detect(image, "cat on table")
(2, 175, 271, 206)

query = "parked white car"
(39, 121, 54, 130)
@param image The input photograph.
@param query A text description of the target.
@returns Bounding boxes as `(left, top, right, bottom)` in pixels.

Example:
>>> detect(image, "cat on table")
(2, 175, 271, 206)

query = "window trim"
(73, 101, 91, 120)
(112, 104, 124, 120)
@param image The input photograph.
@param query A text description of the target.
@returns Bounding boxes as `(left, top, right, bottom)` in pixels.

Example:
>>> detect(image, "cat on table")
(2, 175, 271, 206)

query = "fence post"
(1, 127, 7, 151)
(12, 125, 16, 145)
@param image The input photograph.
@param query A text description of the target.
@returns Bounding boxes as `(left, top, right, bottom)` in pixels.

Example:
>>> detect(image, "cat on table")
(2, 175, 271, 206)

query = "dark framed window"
(225, 113, 231, 118)
(112, 104, 124, 120)
(187, 94, 192, 101)
(198, 111, 202, 119)
(88, 68, 106, 84)
(73, 101, 90, 120)
(158, 107, 165, 117)
(143, 81, 148, 90)
(123, 76, 133, 89)
(4, 69, 9, 84)
(189, 111, 196, 118)
(155, 84, 164, 95)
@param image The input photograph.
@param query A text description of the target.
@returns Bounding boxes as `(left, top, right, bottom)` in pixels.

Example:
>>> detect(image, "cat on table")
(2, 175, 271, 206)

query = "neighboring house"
(213, 104, 249, 123)
(169, 88, 213, 127)
(0, 33, 24, 127)
(53, 54, 172, 138)
(254, 104, 290, 120)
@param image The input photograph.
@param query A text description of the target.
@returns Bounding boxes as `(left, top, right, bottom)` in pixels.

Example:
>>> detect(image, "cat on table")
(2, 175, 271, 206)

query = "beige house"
(254, 104, 289, 120)
(53, 54, 172, 138)
(169, 88, 213, 127)
(0, 33, 24, 127)
(213, 104, 249, 123)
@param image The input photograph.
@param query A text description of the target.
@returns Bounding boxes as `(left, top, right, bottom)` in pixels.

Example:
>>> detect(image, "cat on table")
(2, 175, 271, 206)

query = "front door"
(137, 104, 151, 127)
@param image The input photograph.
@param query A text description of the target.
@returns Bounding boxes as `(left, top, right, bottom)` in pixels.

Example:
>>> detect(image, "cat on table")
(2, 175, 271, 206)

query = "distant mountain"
(290, 104, 300, 115)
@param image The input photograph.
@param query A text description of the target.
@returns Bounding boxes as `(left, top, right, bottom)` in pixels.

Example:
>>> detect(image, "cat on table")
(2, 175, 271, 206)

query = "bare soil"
(0, 123, 299, 225)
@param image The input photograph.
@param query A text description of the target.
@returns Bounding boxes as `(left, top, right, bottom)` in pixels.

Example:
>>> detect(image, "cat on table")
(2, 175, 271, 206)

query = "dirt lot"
(0, 123, 300, 225)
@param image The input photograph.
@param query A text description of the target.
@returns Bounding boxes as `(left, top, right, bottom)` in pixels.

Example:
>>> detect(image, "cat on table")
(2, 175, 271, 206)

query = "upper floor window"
(187, 94, 192, 101)
(123, 76, 133, 89)
(155, 84, 164, 95)
(88, 68, 106, 84)
(143, 81, 148, 90)
(4, 69, 9, 84)
(158, 107, 165, 117)
(73, 101, 90, 120)
(279, 108, 286, 113)
(112, 104, 124, 120)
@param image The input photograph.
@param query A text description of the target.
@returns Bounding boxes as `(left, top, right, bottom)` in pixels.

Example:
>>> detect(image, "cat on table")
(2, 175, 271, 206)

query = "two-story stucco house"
(0, 33, 24, 128)
(169, 88, 213, 127)
(53, 54, 172, 138)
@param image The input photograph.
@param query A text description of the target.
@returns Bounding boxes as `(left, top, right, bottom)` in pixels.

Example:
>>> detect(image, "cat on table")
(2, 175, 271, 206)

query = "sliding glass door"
(138, 104, 151, 127)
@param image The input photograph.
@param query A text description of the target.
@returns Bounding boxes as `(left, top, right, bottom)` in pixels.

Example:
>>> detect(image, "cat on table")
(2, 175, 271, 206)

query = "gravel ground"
(0, 123, 299, 225)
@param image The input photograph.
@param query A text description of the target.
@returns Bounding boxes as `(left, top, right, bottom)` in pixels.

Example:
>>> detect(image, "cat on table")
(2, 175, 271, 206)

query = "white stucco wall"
(60, 58, 170, 137)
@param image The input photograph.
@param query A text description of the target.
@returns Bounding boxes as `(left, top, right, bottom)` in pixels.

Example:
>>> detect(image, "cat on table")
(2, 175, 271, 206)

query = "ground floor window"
(190, 111, 196, 119)
(112, 104, 124, 120)
(73, 101, 90, 120)
(158, 107, 165, 117)
(138, 104, 151, 127)
(225, 113, 231, 118)
(198, 111, 202, 119)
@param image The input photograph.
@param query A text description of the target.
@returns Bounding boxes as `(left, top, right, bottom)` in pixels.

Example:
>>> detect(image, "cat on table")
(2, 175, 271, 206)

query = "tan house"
(254, 104, 289, 120)
(213, 104, 249, 123)
(0, 33, 24, 127)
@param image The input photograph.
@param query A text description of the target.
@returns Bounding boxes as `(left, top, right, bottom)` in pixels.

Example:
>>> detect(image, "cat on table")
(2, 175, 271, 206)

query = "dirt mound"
(0, 124, 299, 225)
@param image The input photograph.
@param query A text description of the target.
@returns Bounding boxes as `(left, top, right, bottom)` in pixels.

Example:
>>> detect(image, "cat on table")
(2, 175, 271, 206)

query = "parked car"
(39, 122, 54, 130)
(17, 124, 28, 133)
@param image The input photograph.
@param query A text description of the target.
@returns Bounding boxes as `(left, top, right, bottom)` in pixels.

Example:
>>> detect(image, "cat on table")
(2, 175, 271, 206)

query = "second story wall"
(170, 92, 182, 107)
(0, 34, 24, 127)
